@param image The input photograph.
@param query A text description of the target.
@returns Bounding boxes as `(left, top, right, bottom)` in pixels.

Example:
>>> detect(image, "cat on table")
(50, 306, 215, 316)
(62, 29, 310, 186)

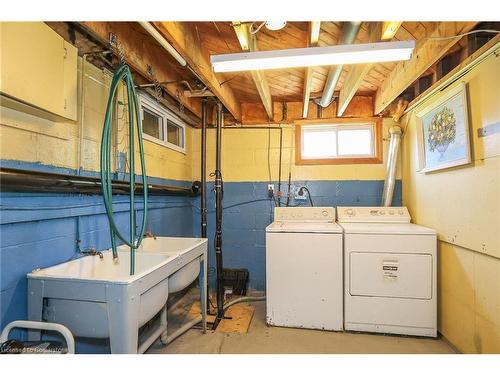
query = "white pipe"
(138, 324, 168, 354)
(139, 22, 187, 67)
(161, 316, 201, 345)
(0, 320, 75, 354)
(381, 126, 402, 206)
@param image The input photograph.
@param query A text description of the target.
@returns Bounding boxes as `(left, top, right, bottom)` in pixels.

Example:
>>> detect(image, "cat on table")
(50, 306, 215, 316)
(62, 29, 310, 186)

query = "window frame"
(138, 92, 187, 154)
(294, 117, 383, 165)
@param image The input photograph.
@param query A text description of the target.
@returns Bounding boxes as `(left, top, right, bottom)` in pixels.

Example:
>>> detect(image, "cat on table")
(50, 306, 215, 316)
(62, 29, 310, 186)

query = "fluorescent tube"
(211, 40, 415, 72)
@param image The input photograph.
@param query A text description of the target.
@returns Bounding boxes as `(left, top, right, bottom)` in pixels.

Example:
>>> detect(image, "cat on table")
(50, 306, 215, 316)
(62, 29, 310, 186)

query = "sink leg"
(27, 279, 44, 341)
(160, 303, 168, 344)
(107, 285, 140, 354)
(200, 254, 207, 334)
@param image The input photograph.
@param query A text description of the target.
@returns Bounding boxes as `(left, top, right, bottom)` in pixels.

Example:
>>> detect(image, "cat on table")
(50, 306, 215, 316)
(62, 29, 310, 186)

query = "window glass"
(302, 127, 337, 158)
(337, 128, 373, 156)
(142, 108, 163, 140)
(167, 119, 183, 147)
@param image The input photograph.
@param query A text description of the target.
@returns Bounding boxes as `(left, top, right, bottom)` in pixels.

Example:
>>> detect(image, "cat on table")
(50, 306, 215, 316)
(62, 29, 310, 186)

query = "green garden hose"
(100, 64, 148, 275)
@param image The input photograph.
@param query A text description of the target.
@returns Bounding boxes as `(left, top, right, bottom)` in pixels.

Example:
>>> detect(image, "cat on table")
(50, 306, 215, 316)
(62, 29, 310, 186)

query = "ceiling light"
(265, 21, 286, 31)
(211, 40, 415, 73)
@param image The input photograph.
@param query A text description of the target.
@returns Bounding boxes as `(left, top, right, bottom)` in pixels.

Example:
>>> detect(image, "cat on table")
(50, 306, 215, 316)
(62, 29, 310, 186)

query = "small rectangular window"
(295, 118, 382, 165)
(167, 119, 184, 148)
(142, 108, 164, 141)
(139, 92, 186, 153)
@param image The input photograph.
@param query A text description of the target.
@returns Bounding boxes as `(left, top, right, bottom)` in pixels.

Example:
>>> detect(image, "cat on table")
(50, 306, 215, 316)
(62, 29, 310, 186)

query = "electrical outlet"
(267, 184, 275, 198)
(294, 186, 308, 200)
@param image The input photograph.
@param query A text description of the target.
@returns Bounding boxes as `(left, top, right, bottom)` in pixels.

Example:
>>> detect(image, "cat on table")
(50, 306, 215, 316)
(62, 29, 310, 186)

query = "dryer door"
(349, 252, 433, 299)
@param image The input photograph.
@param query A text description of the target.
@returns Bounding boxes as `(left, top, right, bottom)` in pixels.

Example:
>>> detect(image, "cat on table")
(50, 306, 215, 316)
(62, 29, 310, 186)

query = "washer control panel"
(274, 207, 336, 222)
(337, 207, 411, 223)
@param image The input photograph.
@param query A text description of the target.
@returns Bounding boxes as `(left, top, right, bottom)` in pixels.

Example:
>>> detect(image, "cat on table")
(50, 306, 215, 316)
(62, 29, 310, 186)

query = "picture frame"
(416, 82, 471, 173)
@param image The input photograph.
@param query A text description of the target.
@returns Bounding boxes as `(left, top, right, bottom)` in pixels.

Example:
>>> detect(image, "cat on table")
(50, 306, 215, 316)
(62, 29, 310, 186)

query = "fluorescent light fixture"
(265, 21, 286, 31)
(211, 40, 415, 73)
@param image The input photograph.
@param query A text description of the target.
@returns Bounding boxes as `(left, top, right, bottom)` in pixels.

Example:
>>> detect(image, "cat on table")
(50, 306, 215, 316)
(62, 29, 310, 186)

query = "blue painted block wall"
(0, 160, 401, 352)
(0, 161, 196, 348)
(195, 179, 402, 292)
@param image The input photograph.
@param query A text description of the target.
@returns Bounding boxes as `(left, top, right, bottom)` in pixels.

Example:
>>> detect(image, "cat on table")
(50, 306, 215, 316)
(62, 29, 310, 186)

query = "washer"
(266, 207, 343, 331)
(338, 206, 437, 337)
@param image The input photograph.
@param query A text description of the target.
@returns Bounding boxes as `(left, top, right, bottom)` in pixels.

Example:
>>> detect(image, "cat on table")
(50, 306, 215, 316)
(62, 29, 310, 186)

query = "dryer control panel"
(337, 206, 411, 223)
(274, 207, 336, 222)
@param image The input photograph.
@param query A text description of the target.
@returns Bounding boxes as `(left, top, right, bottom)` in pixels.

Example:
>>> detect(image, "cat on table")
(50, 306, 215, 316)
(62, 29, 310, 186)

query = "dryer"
(266, 207, 343, 331)
(338, 206, 437, 337)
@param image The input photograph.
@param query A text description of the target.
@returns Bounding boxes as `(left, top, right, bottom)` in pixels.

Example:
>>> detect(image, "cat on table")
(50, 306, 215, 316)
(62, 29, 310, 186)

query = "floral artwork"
(427, 106, 457, 160)
(417, 83, 471, 173)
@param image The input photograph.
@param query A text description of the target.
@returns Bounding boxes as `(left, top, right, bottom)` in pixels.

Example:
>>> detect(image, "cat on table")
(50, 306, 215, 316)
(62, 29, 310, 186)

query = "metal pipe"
(277, 128, 283, 207)
(381, 126, 402, 206)
(138, 22, 187, 67)
(201, 99, 208, 238)
(213, 102, 225, 327)
(200, 99, 209, 314)
(319, 22, 361, 107)
(77, 54, 88, 176)
(286, 172, 292, 207)
(0, 167, 199, 196)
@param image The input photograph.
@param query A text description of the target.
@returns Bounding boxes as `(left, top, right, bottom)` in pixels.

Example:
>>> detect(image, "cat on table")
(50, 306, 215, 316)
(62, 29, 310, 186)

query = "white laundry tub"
(124, 237, 207, 293)
(27, 237, 207, 354)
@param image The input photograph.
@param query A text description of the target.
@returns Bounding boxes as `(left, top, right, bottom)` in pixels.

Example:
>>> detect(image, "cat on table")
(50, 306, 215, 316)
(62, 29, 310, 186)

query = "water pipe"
(100, 63, 148, 275)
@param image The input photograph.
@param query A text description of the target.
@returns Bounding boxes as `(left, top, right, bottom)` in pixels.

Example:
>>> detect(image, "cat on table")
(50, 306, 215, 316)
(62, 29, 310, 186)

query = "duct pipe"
(381, 126, 402, 206)
(319, 22, 361, 107)
(138, 22, 187, 67)
(213, 102, 225, 328)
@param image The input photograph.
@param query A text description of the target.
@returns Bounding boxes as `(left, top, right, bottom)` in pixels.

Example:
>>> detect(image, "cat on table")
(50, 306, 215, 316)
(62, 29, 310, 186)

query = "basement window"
(295, 118, 382, 165)
(139, 92, 186, 153)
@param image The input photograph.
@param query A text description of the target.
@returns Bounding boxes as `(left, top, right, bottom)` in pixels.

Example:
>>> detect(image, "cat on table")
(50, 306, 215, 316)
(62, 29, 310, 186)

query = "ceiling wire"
(424, 29, 500, 41)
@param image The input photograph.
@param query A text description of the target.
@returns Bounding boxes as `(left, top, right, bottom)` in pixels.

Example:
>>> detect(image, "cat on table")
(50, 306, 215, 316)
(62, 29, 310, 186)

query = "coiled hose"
(100, 64, 148, 275)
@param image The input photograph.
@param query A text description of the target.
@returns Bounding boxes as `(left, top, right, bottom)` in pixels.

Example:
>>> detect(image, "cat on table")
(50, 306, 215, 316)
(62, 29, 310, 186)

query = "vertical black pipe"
(277, 128, 283, 207)
(200, 99, 209, 314)
(214, 102, 225, 326)
(286, 171, 292, 207)
(200, 99, 207, 238)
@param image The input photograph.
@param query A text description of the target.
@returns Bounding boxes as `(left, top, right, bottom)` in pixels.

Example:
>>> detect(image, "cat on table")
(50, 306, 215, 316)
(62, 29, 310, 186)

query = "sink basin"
(27, 236, 208, 353)
(121, 237, 208, 293)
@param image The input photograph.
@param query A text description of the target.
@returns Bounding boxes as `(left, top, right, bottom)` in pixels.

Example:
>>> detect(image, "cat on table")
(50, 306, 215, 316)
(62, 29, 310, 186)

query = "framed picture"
(416, 82, 471, 173)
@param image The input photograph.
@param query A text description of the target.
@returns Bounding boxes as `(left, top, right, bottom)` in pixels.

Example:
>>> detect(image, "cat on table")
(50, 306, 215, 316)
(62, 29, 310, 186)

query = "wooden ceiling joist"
(337, 22, 387, 117)
(302, 21, 321, 118)
(374, 21, 478, 114)
(232, 22, 274, 120)
(152, 22, 242, 121)
(79, 22, 203, 120)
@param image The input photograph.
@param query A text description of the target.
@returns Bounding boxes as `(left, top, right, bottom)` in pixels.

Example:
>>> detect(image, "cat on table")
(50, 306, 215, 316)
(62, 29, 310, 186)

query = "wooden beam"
(302, 21, 321, 118)
(240, 95, 373, 125)
(374, 21, 478, 114)
(152, 22, 242, 121)
(405, 33, 500, 114)
(381, 21, 403, 40)
(79, 22, 202, 120)
(337, 22, 384, 117)
(232, 22, 273, 120)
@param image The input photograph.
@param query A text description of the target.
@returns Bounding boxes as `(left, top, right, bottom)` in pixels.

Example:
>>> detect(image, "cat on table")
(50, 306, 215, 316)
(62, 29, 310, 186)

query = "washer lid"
(266, 221, 343, 234)
(339, 222, 436, 235)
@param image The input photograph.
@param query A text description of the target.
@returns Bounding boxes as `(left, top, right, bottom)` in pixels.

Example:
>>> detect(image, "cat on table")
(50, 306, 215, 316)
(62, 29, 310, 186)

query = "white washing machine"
(338, 206, 437, 337)
(266, 207, 343, 331)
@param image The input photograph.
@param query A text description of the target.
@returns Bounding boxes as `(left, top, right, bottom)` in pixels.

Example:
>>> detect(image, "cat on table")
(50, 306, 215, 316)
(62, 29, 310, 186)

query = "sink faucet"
(80, 247, 104, 259)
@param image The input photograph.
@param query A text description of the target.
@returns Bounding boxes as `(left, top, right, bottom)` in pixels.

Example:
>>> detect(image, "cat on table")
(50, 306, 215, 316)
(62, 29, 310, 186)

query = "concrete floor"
(147, 287, 456, 354)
